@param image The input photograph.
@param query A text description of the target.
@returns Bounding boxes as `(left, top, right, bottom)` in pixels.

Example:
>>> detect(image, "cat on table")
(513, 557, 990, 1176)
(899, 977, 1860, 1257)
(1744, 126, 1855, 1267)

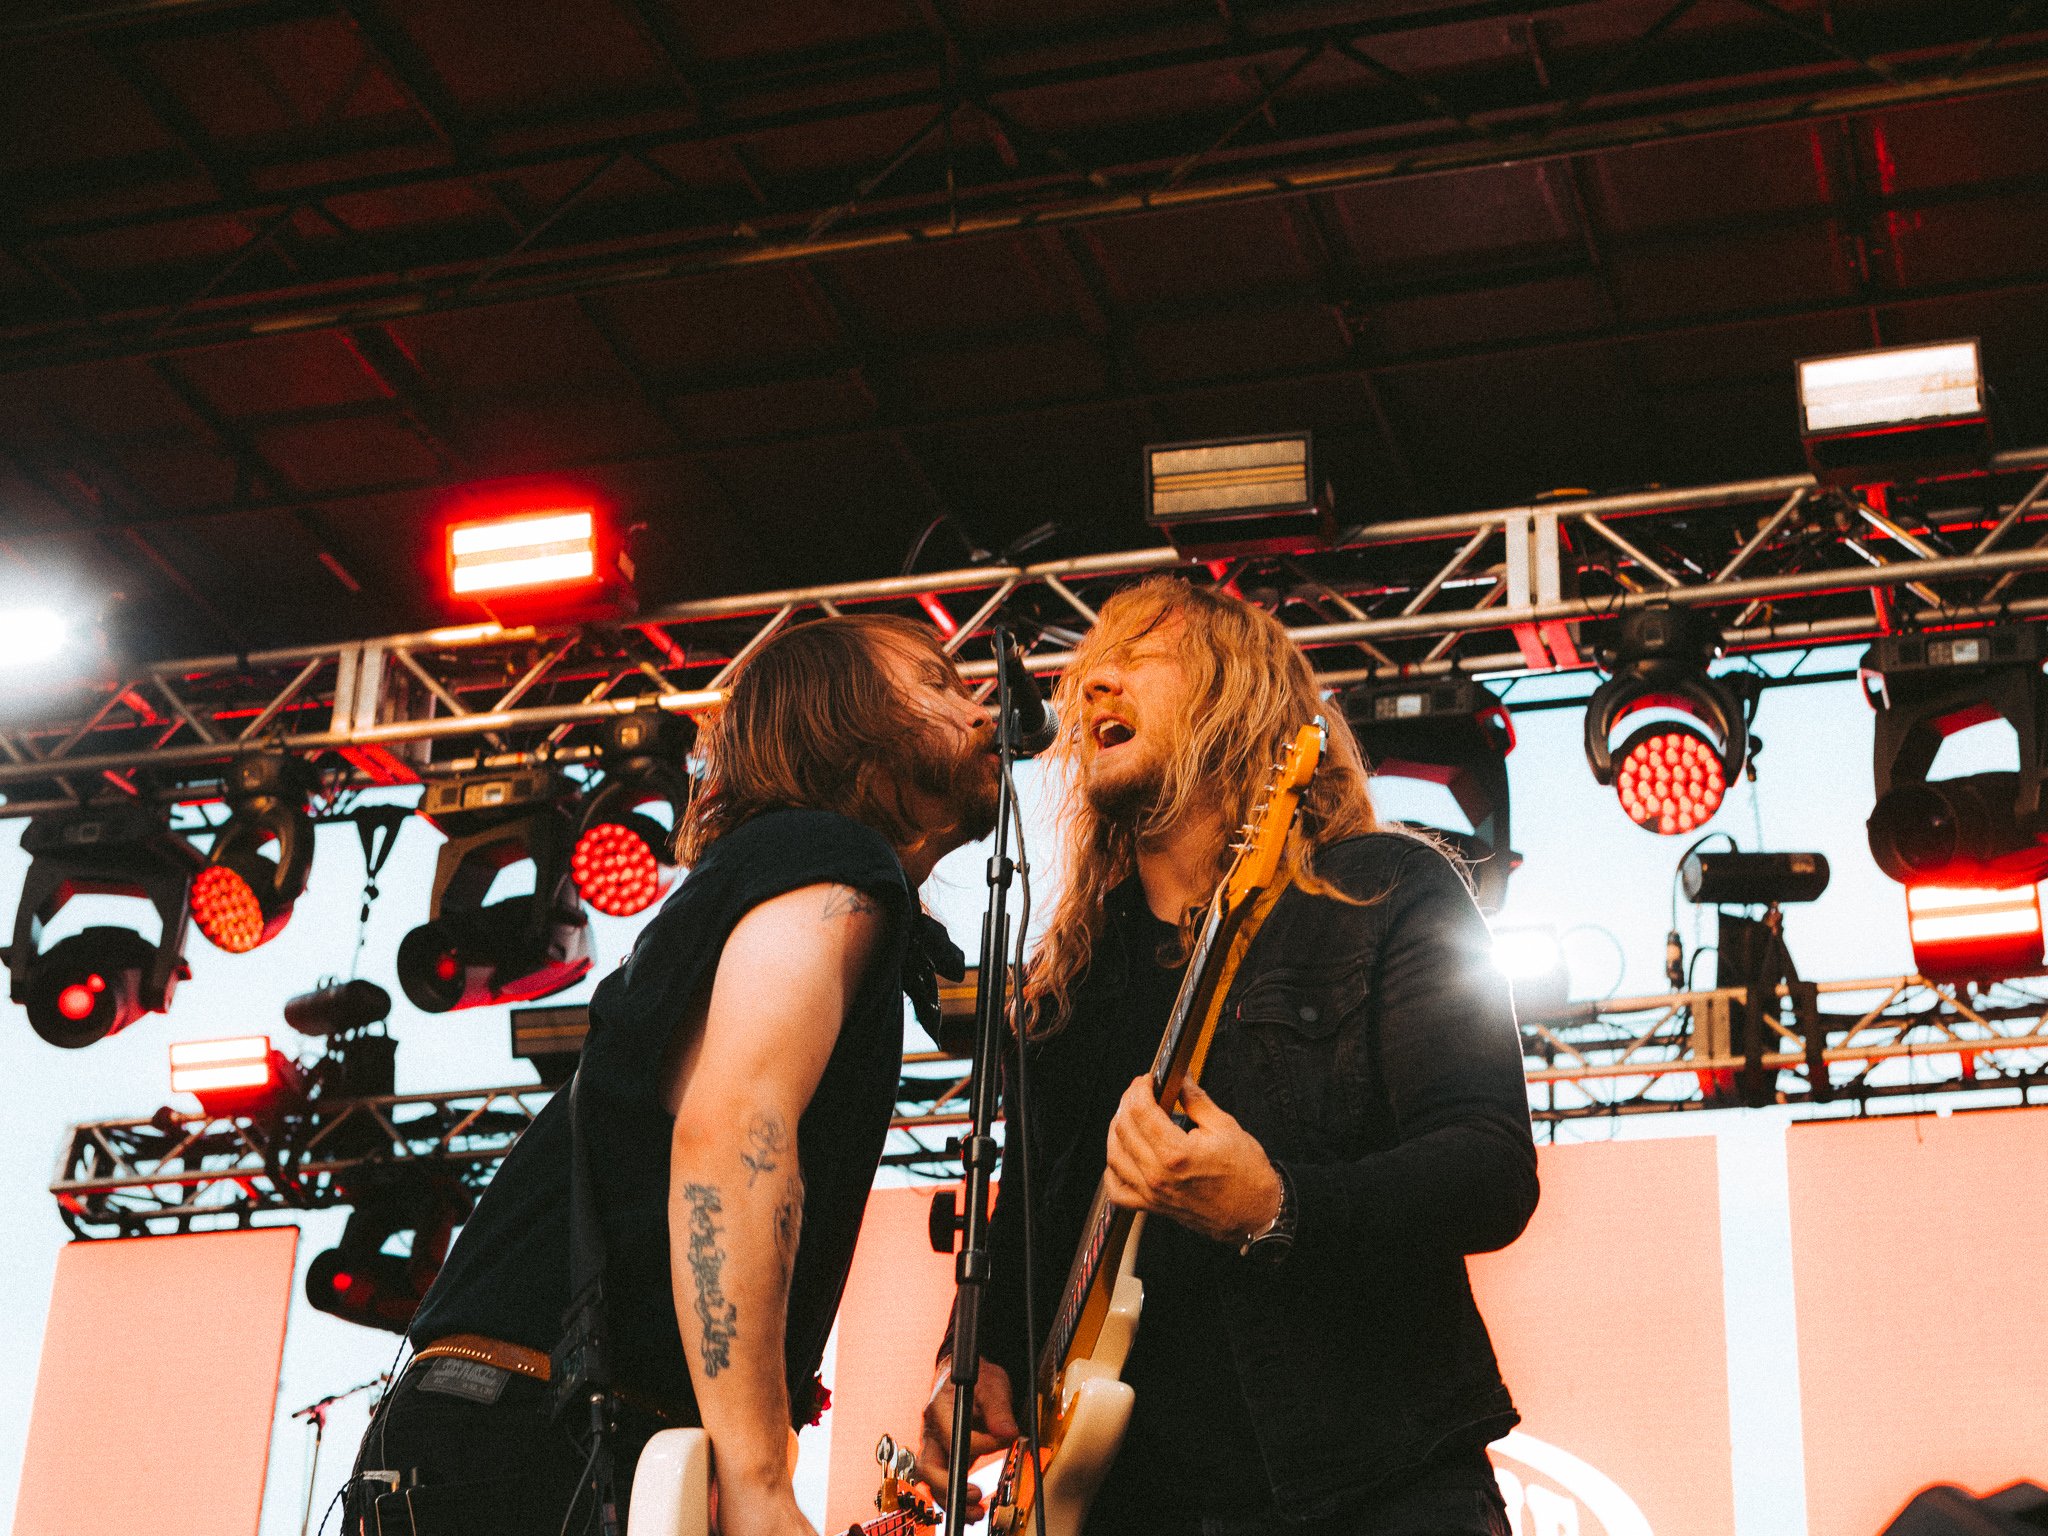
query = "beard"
(906, 726, 1002, 844)
(1082, 743, 1165, 828)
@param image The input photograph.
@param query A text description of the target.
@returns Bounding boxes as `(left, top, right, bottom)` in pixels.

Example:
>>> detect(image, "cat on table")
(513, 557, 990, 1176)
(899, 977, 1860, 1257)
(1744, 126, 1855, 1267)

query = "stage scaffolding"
(4, 450, 2048, 816)
(51, 969, 2048, 1239)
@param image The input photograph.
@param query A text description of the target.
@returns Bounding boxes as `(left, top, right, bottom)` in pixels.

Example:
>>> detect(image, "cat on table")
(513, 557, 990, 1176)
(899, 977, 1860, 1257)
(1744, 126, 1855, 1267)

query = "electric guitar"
(987, 720, 1327, 1536)
(626, 1428, 937, 1535)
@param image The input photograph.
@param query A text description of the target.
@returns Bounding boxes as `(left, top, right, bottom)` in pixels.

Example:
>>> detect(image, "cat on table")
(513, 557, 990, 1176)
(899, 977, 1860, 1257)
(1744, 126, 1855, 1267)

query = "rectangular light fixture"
(1796, 340, 1991, 484)
(1906, 884, 2044, 981)
(168, 1035, 304, 1117)
(511, 1003, 589, 1086)
(449, 508, 598, 595)
(169, 1035, 274, 1095)
(1144, 433, 1328, 556)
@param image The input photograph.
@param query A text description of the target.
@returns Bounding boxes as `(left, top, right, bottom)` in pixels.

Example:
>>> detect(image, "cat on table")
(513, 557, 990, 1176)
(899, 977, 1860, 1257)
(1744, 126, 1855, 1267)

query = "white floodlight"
(0, 607, 68, 669)
(1796, 340, 1990, 484)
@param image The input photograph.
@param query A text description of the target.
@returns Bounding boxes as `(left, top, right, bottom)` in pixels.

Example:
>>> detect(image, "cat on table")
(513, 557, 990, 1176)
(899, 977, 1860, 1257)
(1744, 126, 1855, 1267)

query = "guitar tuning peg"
(875, 1433, 896, 1467)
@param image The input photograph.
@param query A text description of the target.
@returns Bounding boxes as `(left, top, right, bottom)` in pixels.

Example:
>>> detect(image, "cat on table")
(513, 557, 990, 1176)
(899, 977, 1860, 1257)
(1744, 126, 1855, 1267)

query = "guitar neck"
(1033, 877, 1282, 1394)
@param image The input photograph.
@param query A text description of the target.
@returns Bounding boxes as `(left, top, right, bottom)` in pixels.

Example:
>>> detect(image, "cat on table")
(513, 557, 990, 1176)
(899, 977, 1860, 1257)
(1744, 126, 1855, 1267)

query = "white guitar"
(627, 1429, 936, 1536)
(986, 722, 1326, 1536)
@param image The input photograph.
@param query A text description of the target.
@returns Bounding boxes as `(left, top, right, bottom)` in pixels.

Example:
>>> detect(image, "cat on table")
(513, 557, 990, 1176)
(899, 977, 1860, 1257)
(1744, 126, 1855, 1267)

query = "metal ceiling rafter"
(7, 11, 2046, 372)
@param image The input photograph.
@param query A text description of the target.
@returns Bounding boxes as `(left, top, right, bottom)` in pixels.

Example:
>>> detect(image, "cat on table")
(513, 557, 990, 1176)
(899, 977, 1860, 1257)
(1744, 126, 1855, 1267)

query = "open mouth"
(1092, 717, 1135, 750)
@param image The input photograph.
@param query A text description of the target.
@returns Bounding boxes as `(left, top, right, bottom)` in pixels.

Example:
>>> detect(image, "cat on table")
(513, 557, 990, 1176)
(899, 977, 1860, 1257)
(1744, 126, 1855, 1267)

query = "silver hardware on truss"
(7, 449, 2048, 816)
(51, 973, 2048, 1236)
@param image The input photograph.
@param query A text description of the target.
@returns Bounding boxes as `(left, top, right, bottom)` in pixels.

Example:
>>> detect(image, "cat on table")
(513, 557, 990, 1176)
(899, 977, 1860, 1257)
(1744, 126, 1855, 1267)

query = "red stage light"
(190, 863, 267, 953)
(169, 1034, 306, 1116)
(449, 507, 598, 596)
(1905, 884, 2045, 981)
(571, 820, 669, 917)
(1613, 723, 1727, 836)
(56, 978, 101, 1020)
(433, 952, 461, 983)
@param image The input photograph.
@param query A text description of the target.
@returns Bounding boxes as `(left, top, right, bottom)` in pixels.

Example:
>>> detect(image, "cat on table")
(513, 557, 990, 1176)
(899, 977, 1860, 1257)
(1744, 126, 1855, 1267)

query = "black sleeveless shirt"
(410, 808, 922, 1422)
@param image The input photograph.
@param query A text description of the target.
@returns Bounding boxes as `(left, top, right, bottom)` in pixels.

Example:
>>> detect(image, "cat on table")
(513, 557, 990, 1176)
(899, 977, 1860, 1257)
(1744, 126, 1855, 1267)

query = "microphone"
(1000, 645, 1058, 757)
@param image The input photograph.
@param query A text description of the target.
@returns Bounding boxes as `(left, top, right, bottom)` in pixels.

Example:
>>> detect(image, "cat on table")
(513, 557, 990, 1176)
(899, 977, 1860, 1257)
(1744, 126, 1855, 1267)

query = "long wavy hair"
(1024, 577, 1379, 1035)
(676, 615, 964, 864)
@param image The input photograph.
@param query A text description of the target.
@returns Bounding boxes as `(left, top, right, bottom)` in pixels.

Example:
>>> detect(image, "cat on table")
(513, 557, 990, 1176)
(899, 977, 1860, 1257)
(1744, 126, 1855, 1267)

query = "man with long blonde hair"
(920, 578, 1538, 1535)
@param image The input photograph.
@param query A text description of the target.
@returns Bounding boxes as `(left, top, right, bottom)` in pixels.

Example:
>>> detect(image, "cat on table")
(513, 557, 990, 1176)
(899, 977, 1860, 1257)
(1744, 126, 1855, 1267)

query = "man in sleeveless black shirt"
(919, 580, 1538, 1536)
(350, 615, 998, 1536)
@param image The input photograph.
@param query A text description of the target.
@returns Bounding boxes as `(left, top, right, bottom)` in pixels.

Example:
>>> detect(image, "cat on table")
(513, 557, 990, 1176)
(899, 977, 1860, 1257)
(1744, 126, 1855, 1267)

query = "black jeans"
(343, 1358, 656, 1536)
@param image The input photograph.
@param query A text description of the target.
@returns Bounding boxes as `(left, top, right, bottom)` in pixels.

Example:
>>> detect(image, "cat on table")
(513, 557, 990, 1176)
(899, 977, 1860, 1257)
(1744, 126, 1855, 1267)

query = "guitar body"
(627, 1429, 713, 1536)
(625, 1427, 933, 1536)
(991, 1218, 1145, 1536)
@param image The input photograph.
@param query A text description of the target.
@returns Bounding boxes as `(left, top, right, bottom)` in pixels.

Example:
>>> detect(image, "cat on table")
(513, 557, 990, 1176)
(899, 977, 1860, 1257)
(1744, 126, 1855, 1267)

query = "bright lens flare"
(0, 607, 68, 668)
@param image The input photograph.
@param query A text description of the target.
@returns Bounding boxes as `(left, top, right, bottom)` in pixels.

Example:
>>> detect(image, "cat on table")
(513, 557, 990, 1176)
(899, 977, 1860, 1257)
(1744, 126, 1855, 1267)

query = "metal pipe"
(0, 688, 727, 790)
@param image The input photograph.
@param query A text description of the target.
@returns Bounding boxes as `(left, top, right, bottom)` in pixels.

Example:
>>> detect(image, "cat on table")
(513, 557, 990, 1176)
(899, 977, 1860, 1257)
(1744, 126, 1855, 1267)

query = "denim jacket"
(982, 831, 1539, 1520)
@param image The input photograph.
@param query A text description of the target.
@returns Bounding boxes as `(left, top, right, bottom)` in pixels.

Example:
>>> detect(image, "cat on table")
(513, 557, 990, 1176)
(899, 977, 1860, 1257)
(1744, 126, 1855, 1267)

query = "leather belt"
(414, 1333, 552, 1382)
(415, 1332, 684, 1424)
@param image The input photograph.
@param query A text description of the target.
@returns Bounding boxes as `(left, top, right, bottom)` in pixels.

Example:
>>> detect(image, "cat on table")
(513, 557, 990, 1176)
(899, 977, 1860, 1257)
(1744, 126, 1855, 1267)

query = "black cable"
(323, 1333, 412, 1536)
(999, 760, 1050, 1536)
(556, 1430, 606, 1536)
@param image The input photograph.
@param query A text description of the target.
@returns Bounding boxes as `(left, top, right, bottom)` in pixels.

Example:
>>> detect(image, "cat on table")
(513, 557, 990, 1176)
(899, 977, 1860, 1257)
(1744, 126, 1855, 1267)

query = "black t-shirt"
(410, 808, 917, 1422)
(987, 879, 1266, 1525)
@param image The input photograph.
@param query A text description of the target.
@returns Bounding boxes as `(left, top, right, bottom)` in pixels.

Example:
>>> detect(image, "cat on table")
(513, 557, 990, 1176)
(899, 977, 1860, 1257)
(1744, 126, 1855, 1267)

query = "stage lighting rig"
(1903, 884, 2045, 983)
(1343, 676, 1517, 912)
(306, 1176, 471, 1335)
(443, 478, 634, 624)
(571, 708, 694, 917)
(1862, 627, 2048, 887)
(1144, 432, 1331, 556)
(168, 1034, 306, 1118)
(1583, 608, 1753, 837)
(1683, 845, 1829, 1107)
(396, 768, 593, 1013)
(1797, 339, 1991, 486)
(4, 804, 199, 1048)
(189, 755, 316, 954)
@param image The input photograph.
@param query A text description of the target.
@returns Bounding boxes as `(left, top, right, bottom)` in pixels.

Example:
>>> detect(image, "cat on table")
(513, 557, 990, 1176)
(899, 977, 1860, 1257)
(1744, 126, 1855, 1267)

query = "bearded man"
(352, 615, 997, 1536)
(920, 578, 1538, 1536)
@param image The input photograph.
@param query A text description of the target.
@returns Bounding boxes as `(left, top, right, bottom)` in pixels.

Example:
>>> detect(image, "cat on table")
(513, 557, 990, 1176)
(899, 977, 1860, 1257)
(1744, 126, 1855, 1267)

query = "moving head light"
(396, 768, 592, 1013)
(5, 805, 199, 1048)
(1862, 627, 2048, 886)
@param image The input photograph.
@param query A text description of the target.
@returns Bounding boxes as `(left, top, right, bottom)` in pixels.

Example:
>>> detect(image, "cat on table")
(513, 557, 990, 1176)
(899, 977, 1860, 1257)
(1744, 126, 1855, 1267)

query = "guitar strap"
(548, 1069, 624, 1536)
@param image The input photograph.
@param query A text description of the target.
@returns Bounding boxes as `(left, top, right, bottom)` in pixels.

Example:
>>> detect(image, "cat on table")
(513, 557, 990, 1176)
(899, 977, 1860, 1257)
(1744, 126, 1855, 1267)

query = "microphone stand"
(946, 623, 1025, 1533)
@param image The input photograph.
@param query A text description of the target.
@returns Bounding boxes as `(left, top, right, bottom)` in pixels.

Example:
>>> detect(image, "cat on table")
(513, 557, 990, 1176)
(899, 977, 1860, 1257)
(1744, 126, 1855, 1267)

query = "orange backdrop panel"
(827, 1184, 960, 1531)
(1471, 1135, 1736, 1536)
(1789, 1107, 2048, 1536)
(14, 1227, 298, 1536)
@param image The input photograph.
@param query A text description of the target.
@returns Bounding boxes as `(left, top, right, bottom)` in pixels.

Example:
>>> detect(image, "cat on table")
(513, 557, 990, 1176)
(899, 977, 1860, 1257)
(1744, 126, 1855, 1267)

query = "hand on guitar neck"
(1101, 1078, 1284, 1247)
(912, 1356, 1020, 1521)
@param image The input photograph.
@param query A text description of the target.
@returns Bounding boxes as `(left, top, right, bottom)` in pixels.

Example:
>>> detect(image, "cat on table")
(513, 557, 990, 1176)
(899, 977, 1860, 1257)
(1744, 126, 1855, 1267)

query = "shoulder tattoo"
(821, 885, 882, 921)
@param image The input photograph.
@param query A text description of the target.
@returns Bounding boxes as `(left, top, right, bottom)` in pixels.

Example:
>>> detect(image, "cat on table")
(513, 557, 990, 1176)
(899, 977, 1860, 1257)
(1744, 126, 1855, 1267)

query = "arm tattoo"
(739, 1110, 789, 1187)
(774, 1173, 804, 1273)
(821, 884, 881, 921)
(681, 1183, 740, 1376)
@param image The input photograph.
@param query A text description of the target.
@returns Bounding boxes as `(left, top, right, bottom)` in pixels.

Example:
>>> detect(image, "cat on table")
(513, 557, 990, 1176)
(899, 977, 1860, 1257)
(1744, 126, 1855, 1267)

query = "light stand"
(946, 623, 1031, 1533)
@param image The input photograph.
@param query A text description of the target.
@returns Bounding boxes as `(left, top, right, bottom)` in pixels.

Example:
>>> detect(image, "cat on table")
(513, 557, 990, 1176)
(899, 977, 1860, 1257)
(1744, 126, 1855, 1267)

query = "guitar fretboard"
(1036, 898, 1228, 1383)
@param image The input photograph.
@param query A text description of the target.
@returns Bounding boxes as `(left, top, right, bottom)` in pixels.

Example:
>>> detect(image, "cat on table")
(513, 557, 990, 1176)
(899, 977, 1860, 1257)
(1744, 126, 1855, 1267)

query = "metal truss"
(5, 449, 2048, 815)
(5, 2, 2046, 371)
(1523, 970, 2048, 1122)
(55, 967, 2048, 1236)
(50, 1052, 974, 1238)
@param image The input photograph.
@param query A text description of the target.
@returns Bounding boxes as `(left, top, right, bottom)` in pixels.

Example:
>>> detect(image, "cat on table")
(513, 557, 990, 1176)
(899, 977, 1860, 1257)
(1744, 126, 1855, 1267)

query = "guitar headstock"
(1220, 719, 1325, 911)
